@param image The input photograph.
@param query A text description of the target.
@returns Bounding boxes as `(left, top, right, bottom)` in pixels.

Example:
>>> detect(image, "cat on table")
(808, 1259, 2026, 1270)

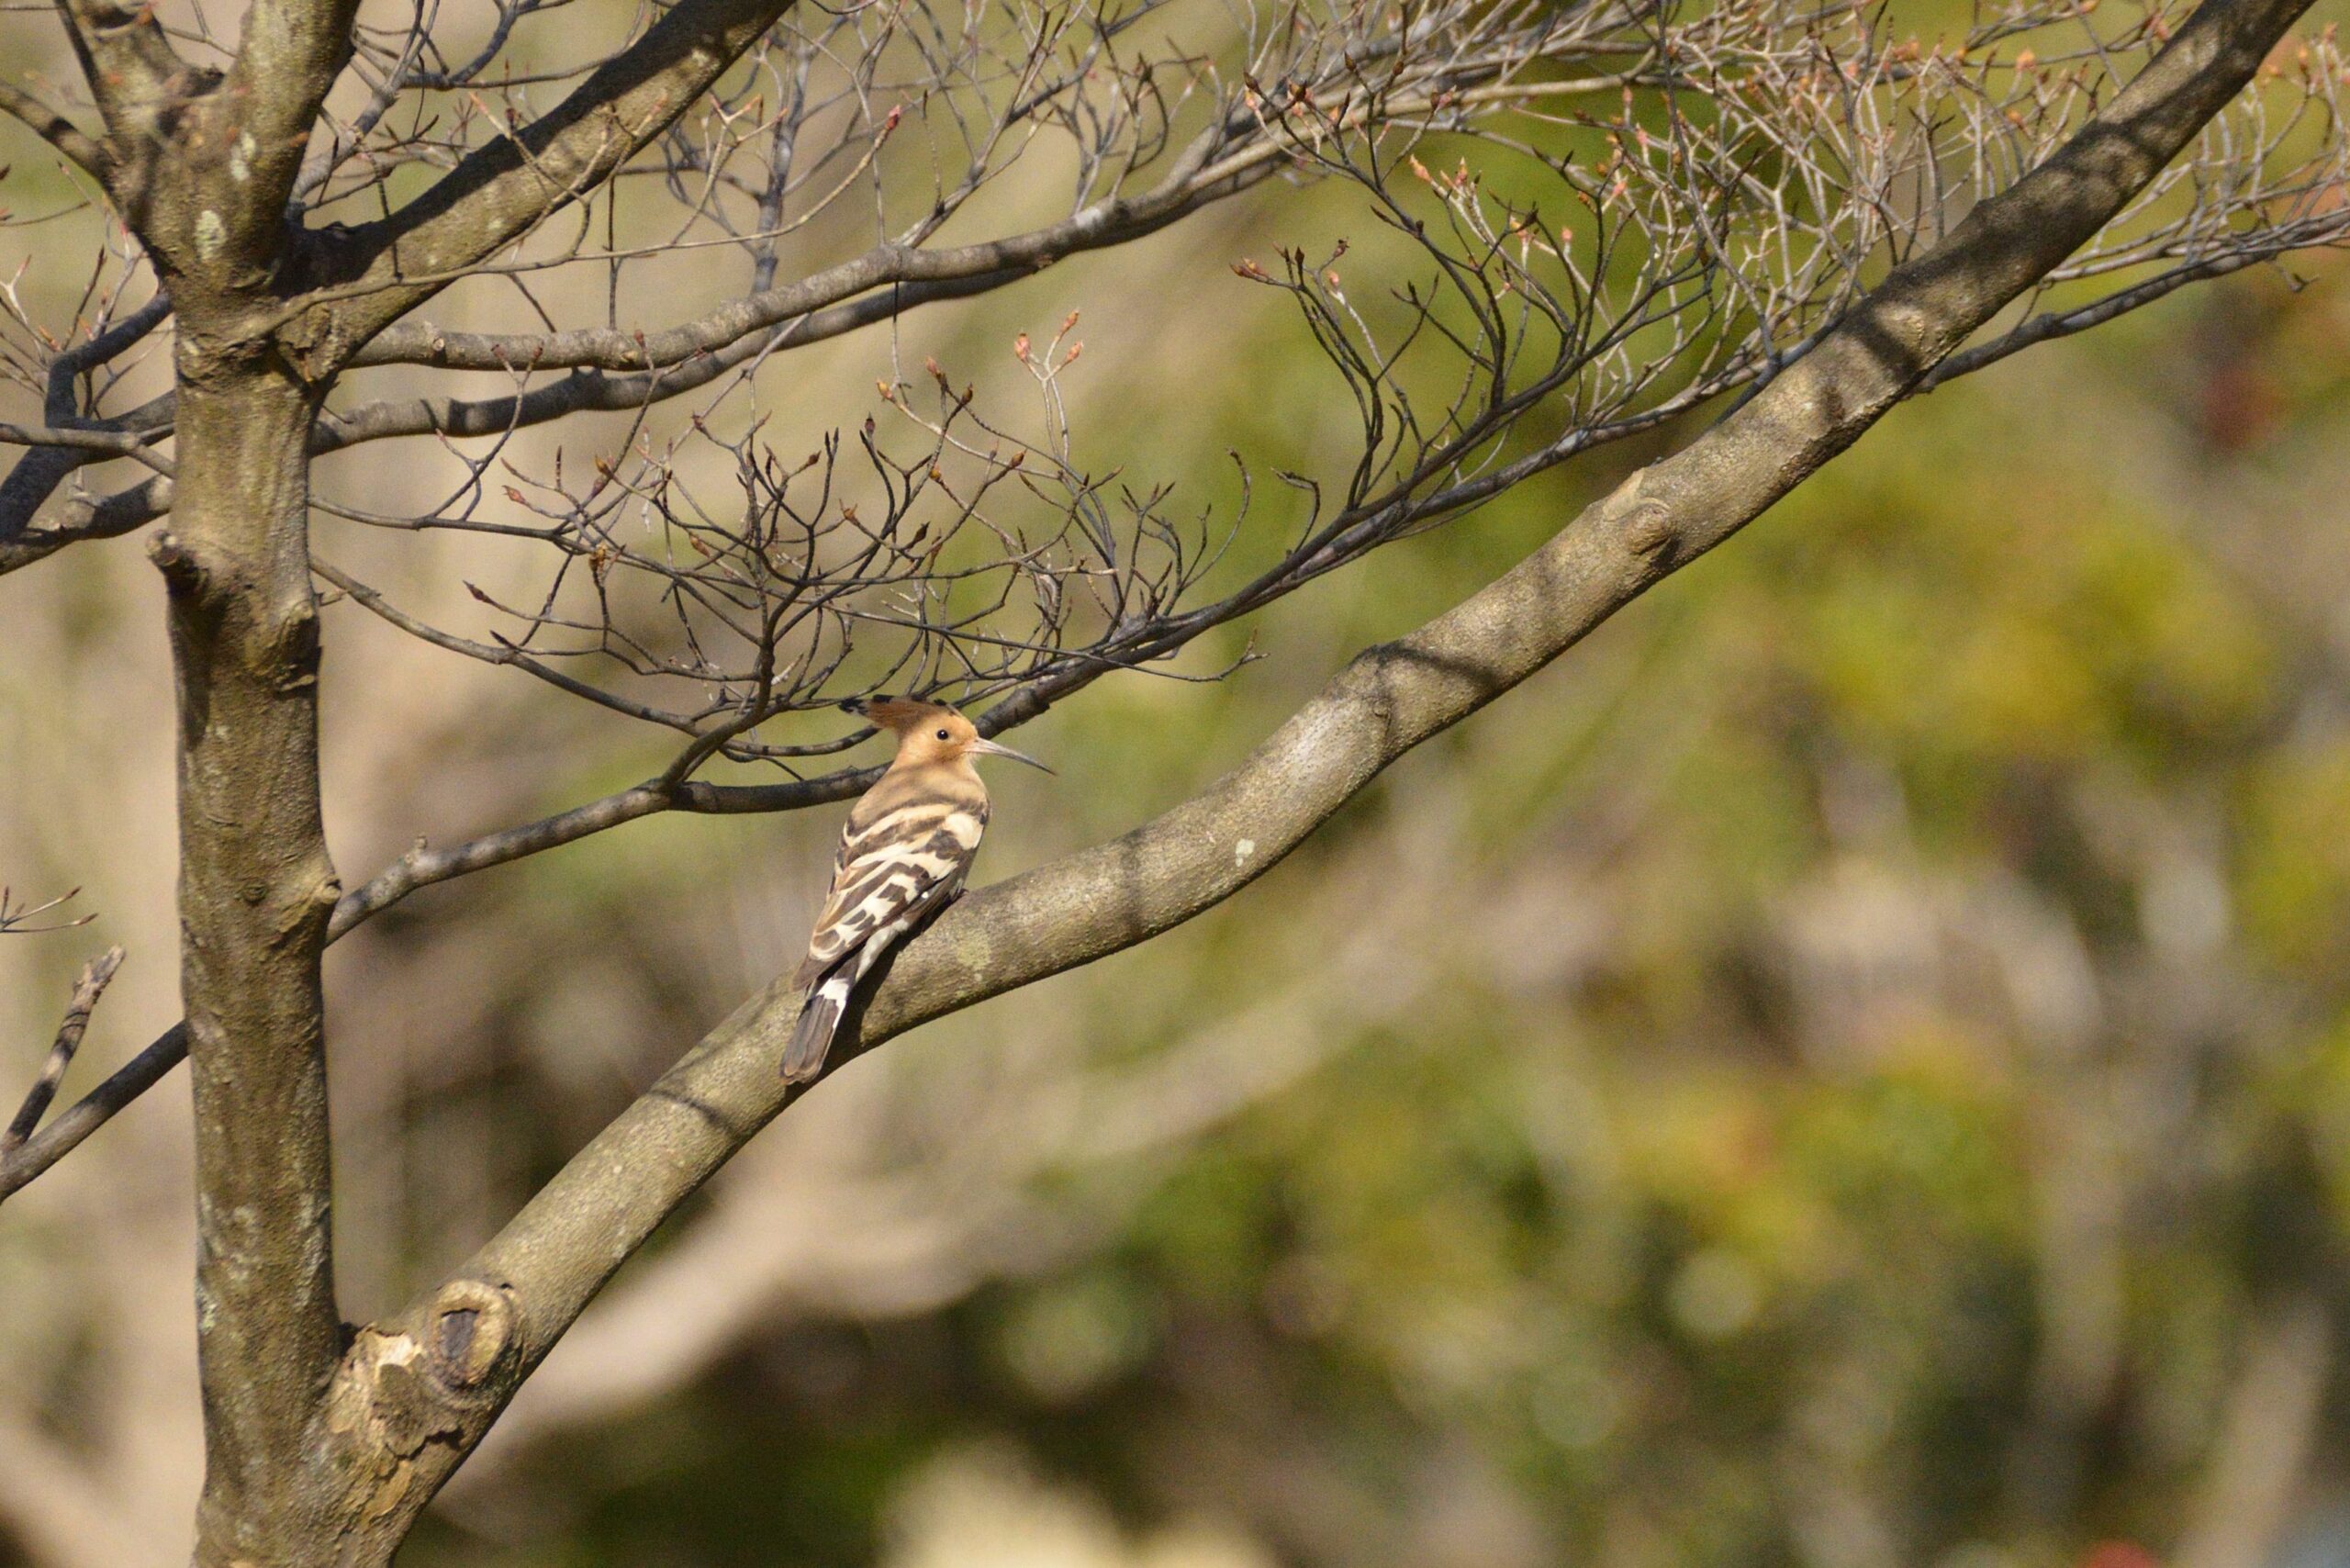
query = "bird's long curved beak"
(969, 736, 1055, 774)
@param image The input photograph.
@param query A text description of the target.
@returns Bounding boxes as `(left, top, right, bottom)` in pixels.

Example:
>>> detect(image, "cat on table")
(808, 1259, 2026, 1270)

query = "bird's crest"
(841, 694, 958, 734)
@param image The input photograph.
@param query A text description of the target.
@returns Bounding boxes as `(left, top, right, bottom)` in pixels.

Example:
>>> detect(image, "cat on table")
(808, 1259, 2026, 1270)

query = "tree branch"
(0, 80, 106, 174)
(0, 475, 170, 577)
(317, 266, 1035, 451)
(0, 764, 874, 1203)
(289, 0, 2316, 1540)
(302, 0, 804, 367)
(0, 1023, 182, 1200)
(348, 145, 1263, 372)
(218, 0, 362, 213)
(337, 62, 1639, 379)
(49, 0, 187, 144)
(0, 420, 173, 469)
(0, 295, 173, 546)
(0, 885, 95, 935)
(3, 946, 125, 1156)
(1915, 244, 2287, 393)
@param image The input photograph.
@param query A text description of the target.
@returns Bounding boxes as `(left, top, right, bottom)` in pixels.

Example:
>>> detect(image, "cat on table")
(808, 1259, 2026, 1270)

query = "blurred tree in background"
(6, 0, 2350, 1561)
(371, 276, 2350, 1568)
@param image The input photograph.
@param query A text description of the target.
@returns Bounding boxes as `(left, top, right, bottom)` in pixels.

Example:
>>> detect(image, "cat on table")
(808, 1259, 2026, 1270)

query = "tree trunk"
(159, 333, 344, 1566)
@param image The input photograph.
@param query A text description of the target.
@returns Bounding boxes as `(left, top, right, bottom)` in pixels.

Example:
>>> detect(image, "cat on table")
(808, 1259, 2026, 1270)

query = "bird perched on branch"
(783, 696, 1052, 1082)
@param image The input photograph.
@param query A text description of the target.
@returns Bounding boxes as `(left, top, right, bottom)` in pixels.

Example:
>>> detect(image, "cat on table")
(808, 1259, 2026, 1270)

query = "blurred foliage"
(368, 257, 2350, 1568)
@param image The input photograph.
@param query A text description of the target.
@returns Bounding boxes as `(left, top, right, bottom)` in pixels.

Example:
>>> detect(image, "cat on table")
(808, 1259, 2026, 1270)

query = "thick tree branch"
(217, 0, 362, 228)
(45, 0, 245, 267)
(283, 0, 2314, 1540)
(45, 0, 351, 286)
(50, 0, 187, 144)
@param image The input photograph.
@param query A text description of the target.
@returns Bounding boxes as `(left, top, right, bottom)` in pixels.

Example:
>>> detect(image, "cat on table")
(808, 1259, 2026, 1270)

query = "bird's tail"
(782, 971, 855, 1082)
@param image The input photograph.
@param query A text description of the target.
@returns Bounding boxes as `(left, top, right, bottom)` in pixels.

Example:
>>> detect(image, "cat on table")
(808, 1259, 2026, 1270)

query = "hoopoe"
(782, 695, 1051, 1082)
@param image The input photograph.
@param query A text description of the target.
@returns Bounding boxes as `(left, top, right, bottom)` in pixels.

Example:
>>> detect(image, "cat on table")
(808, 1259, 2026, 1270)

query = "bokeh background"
(10, 6, 2350, 1563)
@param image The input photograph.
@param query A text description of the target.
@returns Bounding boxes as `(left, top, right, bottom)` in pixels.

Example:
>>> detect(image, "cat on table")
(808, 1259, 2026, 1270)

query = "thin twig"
(3, 946, 123, 1157)
(0, 887, 95, 935)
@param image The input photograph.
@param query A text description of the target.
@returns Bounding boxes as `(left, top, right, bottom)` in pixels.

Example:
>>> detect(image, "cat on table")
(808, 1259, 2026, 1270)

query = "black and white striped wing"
(798, 801, 986, 984)
(783, 799, 986, 1082)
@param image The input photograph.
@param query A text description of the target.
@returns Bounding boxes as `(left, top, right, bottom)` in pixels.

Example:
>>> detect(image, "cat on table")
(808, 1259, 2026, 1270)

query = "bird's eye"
(935, 728, 950, 740)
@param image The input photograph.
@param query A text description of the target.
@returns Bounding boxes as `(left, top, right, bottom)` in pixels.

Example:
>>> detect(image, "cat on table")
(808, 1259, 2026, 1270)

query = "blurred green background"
(8, 8, 2350, 1564)
(390, 267, 2350, 1568)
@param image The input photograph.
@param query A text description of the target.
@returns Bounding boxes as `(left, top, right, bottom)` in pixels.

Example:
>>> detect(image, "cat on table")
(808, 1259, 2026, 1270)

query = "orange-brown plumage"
(782, 697, 1049, 1082)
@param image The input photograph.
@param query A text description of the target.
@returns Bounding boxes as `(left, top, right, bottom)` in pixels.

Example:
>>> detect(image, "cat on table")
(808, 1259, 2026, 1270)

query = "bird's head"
(842, 695, 1054, 773)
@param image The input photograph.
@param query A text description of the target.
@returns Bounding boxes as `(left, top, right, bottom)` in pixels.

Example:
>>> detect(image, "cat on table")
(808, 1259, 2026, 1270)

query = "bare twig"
(0, 887, 95, 935)
(3, 946, 124, 1157)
